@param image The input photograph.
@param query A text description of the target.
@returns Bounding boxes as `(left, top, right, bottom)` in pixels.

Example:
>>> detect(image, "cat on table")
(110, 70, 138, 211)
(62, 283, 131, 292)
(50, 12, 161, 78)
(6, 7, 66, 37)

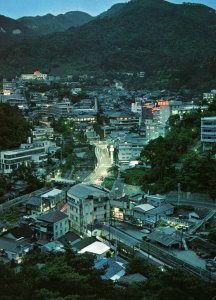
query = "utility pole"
(114, 228, 118, 261)
(177, 183, 181, 206)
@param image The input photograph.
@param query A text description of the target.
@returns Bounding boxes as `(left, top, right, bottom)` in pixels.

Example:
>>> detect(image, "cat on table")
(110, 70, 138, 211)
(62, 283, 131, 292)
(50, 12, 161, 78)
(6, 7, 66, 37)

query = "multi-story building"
(26, 189, 66, 215)
(37, 210, 69, 242)
(159, 105, 171, 125)
(145, 119, 168, 141)
(133, 203, 174, 227)
(50, 102, 73, 119)
(109, 112, 141, 130)
(2, 79, 15, 96)
(69, 113, 96, 124)
(118, 140, 146, 165)
(67, 184, 110, 233)
(31, 127, 54, 141)
(0, 145, 47, 174)
(201, 117, 216, 150)
(21, 70, 48, 81)
(170, 101, 208, 116)
(111, 194, 144, 221)
(203, 90, 216, 103)
(131, 100, 142, 115)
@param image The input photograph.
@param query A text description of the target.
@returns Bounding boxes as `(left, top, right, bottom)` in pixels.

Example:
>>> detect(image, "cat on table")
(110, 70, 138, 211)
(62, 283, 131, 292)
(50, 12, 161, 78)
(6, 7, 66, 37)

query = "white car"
(141, 229, 151, 234)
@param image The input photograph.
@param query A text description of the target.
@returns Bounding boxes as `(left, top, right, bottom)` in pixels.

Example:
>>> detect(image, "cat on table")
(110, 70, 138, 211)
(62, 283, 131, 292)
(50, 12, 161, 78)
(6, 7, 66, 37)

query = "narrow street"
(83, 142, 112, 185)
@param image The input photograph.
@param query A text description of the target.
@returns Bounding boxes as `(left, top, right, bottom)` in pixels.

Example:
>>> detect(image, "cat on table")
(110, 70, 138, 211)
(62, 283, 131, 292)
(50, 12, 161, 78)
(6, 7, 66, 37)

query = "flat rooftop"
(41, 188, 63, 198)
(68, 184, 108, 199)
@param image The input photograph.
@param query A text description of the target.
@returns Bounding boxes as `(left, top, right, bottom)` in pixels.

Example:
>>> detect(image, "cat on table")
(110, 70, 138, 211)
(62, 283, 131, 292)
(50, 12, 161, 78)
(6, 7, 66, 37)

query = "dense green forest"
(1, 0, 216, 89)
(0, 104, 30, 150)
(1, 249, 215, 300)
(123, 100, 216, 198)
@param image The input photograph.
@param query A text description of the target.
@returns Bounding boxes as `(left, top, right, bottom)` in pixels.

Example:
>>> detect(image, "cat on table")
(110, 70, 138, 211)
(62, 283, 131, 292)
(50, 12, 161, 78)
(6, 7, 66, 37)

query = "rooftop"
(119, 273, 147, 283)
(41, 188, 63, 198)
(147, 203, 173, 215)
(148, 227, 182, 247)
(134, 204, 155, 212)
(201, 117, 216, 120)
(94, 258, 125, 280)
(0, 237, 30, 253)
(58, 231, 81, 244)
(26, 196, 41, 207)
(68, 184, 108, 199)
(73, 237, 97, 251)
(78, 241, 110, 255)
(37, 210, 68, 223)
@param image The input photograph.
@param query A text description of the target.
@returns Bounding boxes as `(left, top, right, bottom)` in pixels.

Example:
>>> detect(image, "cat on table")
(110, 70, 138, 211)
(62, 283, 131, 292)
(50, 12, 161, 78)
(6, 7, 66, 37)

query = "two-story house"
(37, 210, 69, 242)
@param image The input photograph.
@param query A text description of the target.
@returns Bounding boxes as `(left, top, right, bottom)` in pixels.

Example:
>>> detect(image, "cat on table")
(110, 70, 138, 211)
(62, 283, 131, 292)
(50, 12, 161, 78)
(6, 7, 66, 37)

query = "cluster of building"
(1, 71, 216, 277)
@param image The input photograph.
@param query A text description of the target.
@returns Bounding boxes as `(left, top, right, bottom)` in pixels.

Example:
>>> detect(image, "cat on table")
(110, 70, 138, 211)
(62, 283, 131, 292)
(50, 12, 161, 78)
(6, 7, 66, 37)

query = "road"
(83, 142, 112, 185)
(110, 175, 125, 198)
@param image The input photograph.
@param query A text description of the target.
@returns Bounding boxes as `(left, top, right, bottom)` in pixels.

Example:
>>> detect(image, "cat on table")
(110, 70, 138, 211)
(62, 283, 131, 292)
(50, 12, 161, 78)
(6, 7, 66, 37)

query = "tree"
(0, 104, 30, 150)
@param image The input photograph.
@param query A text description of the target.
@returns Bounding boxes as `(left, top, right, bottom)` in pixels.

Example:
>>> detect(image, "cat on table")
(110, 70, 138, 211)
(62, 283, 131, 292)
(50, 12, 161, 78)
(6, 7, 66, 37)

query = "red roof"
(34, 70, 41, 75)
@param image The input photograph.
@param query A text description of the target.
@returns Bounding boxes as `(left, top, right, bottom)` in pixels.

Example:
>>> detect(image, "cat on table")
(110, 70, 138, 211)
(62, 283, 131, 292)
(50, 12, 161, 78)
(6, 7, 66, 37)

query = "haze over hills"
(1, 0, 216, 89)
(18, 11, 94, 35)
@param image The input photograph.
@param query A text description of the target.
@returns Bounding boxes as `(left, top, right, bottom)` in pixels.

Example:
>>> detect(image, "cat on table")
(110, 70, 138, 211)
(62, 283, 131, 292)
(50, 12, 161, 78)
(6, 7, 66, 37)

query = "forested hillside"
(0, 0, 216, 89)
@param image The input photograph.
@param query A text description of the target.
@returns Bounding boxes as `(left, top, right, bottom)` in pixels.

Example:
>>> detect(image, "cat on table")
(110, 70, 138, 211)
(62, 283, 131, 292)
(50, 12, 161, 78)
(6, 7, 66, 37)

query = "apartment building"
(118, 141, 146, 164)
(0, 146, 47, 174)
(201, 117, 216, 150)
(50, 102, 73, 119)
(32, 127, 54, 141)
(67, 184, 110, 233)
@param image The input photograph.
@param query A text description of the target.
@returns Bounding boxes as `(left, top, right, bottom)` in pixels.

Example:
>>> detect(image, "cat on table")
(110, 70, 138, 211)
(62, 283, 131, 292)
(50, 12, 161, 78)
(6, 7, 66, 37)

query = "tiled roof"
(37, 210, 68, 223)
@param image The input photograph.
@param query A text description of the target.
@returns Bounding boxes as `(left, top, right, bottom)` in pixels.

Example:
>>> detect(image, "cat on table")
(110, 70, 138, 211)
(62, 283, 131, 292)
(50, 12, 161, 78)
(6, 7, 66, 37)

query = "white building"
(133, 203, 174, 227)
(118, 141, 145, 165)
(201, 117, 216, 150)
(131, 101, 142, 115)
(21, 70, 48, 81)
(37, 210, 69, 241)
(2, 79, 15, 96)
(0, 146, 47, 174)
(50, 102, 73, 119)
(170, 101, 208, 116)
(67, 184, 110, 233)
(32, 127, 54, 141)
(159, 106, 171, 125)
(145, 119, 168, 142)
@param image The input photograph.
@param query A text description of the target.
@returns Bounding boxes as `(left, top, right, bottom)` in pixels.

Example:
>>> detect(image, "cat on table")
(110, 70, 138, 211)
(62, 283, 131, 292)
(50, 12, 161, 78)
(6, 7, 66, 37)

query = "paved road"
(83, 142, 112, 185)
(110, 175, 125, 198)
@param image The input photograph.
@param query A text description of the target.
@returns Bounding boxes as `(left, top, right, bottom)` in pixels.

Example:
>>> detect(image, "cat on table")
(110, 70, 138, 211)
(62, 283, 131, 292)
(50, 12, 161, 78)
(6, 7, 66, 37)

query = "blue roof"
(94, 258, 124, 280)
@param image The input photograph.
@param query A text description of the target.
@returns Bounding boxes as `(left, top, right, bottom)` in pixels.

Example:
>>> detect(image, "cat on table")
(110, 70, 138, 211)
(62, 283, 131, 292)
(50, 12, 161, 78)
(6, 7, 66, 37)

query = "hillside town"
(0, 69, 216, 287)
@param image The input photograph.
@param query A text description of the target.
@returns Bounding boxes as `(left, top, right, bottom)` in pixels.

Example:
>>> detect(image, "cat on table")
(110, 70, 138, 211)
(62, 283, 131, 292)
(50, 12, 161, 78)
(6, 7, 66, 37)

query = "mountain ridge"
(1, 0, 216, 89)
(18, 11, 93, 35)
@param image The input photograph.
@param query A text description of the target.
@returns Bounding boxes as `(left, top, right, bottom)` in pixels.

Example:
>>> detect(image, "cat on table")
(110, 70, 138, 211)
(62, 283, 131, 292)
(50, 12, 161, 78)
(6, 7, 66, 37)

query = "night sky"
(0, 0, 215, 19)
